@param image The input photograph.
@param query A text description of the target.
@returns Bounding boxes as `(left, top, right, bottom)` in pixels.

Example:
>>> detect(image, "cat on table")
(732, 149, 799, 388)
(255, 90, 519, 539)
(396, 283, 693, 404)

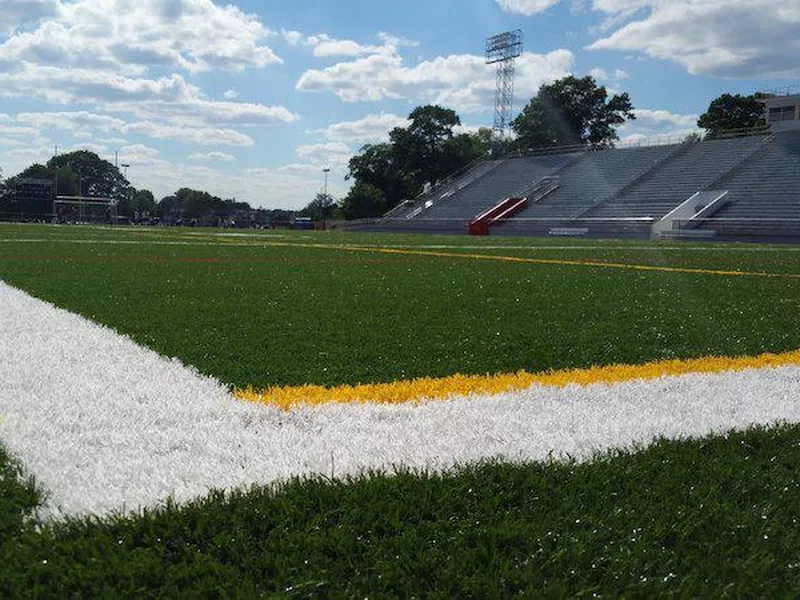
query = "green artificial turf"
(2, 425, 800, 597)
(1, 224, 799, 389)
(1, 224, 800, 597)
(0, 446, 41, 541)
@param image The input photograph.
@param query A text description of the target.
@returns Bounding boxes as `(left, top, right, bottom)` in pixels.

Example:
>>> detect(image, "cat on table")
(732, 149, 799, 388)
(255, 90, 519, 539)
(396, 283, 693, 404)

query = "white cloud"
(120, 144, 160, 163)
(316, 113, 410, 145)
(589, 67, 608, 80)
(618, 107, 700, 142)
(0, 69, 296, 138)
(188, 151, 236, 162)
(499, 0, 800, 79)
(614, 68, 629, 80)
(281, 28, 304, 46)
(296, 142, 351, 158)
(294, 142, 353, 170)
(0, 0, 59, 32)
(589, 0, 800, 78)
(0, 0, 281, 75)
(16, 111, 126, 131)
(496, 0, 561, 15)
(121, 122, 254, 147)
(632, 109, 699, 129)
(223, 89, 239, 100)
(0, 123, 40, 137)
(306, 32, 418, 58)
(296, 49, 574, 114)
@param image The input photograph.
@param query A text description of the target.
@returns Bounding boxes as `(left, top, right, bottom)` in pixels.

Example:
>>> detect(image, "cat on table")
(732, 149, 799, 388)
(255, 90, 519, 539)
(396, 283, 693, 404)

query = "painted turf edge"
(2, 280, 800, 521)
(235, 349, 800, 409)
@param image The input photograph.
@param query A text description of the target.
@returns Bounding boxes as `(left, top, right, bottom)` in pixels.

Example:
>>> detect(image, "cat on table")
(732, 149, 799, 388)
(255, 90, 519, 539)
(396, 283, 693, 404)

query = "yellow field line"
(235, 348, 800, 409)
(208, 238, 800, 280)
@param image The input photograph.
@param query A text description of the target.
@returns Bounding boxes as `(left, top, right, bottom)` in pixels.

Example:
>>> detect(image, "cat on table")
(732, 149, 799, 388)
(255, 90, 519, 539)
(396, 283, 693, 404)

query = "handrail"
(381, 200, 414, 220)
(411, 157, 487, 203)
(508, 125, 774, 160)
(410, 159, 506, 219)
(513, 175, 560, 202)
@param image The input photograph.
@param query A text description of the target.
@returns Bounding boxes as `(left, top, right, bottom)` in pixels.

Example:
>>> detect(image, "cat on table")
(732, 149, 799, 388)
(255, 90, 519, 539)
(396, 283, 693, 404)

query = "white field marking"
(1, 280, 800, 520)
(3, 237, 800, 252)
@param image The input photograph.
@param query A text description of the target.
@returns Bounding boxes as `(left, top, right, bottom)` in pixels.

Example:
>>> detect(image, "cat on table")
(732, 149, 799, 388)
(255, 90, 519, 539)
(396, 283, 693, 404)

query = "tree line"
(0, 76, 771, 224)
(0, 151, 292, 226)
(337, 79, 770, 220)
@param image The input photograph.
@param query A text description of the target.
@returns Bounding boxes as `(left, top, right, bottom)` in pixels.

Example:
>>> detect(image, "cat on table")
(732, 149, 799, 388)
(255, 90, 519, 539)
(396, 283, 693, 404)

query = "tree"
(346, 105, 492, 213)
(157, 194, 182, 221)
(132, 189, 157, 215)
(46, 151, 129, 199)
(389, 105, 469, 188)
(340, 182, 387, 220)
(512, 75, 635, 150)
(118, 189, 157, 217)
(347, 143, 417, 208)
(697, 93, 767, 138)
(299, 193, 336, 221)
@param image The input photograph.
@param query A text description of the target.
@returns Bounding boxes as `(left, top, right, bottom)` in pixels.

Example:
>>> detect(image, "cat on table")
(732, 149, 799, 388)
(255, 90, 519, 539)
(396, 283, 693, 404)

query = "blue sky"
(1, 0, 797, 209)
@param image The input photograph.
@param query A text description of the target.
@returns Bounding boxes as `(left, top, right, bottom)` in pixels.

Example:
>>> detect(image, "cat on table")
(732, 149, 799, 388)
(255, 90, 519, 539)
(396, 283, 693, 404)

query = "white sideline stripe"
(1, 281, 799, 520)
(4, 238, 800, 252)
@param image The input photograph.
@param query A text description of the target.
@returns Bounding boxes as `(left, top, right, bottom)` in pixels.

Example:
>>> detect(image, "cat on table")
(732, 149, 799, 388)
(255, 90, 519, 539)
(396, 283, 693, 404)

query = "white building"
(762, 93, 800, 131)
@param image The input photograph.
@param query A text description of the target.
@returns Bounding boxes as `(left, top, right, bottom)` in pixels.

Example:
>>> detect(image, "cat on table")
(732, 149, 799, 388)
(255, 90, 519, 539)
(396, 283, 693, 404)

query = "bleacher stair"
(468, 197, 528, 235)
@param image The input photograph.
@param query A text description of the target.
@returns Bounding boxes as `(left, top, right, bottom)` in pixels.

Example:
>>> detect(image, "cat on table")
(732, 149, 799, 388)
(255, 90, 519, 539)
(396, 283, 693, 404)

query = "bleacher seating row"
(372, 130, 800, 242)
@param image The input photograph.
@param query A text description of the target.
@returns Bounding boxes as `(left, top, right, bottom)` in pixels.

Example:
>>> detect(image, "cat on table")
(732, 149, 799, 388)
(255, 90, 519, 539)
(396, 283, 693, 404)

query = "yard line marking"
(3, 237, 800, 278)
(213, 240, 800, 280)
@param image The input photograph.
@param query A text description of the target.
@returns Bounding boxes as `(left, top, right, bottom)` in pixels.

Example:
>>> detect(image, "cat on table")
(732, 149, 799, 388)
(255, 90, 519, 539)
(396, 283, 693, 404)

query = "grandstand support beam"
(486, 30, 523, 137)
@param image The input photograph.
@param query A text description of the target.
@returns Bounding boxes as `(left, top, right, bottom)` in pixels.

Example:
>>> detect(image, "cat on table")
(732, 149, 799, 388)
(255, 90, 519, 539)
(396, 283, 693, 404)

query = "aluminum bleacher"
(695, 132, 800, 240)
(416, 154, 576, 221)
(497, 144, 677, 236)
(369, 130, 800, 241)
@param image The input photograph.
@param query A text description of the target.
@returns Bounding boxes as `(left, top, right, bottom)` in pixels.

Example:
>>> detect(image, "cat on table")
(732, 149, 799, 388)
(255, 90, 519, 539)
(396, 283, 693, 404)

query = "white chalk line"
(3, 238, 800, 252)
(1, 280, 799, 520)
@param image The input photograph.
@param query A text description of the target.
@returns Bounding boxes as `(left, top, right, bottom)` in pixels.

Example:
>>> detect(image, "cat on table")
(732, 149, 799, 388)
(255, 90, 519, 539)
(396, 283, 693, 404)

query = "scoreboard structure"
(14, 178, 54, 202)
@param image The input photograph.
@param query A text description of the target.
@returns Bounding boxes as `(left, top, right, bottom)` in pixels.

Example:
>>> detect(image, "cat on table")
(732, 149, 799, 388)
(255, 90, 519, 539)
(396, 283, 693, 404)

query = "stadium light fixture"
(323, 167, 331, 198)
(486, 30, 524, 137)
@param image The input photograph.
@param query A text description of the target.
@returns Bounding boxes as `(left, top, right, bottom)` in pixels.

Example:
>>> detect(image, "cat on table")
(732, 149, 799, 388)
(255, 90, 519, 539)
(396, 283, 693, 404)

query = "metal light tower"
(486, 30, 524, 137)
(322, 167, 330, 197)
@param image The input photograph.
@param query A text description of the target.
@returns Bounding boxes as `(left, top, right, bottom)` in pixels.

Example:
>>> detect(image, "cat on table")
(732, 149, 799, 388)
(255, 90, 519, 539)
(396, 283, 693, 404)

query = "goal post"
(54, 195, 118, 224)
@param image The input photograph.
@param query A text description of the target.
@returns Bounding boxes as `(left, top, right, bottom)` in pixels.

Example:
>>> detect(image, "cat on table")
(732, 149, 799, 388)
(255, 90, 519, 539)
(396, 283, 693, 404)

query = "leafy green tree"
(340, 182, 387, 220)
(157, 195, 181, 220)
(15, 163, 51, 179)
(512, 75, 635, 149)
(132, 189, 157, 215)
(299, 193, 336, 221)
(0, 166, 9, 214)
(697, 93, 767, 138)
(118, 189, 157, 217)
(346, 105, 493, 212)
(54, 165, 80, 197)
(390, 105, 479, 188)
(46, 151, 129, 199)
(347, 143, 417, 208)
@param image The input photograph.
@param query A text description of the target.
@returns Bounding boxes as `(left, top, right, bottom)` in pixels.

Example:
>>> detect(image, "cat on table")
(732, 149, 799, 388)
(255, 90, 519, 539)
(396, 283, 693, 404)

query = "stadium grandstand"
(369, 93, 800, 243)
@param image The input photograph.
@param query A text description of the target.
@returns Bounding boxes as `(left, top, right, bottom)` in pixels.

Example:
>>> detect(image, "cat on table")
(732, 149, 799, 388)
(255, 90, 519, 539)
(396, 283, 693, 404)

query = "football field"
(2, 223, 800, 596)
